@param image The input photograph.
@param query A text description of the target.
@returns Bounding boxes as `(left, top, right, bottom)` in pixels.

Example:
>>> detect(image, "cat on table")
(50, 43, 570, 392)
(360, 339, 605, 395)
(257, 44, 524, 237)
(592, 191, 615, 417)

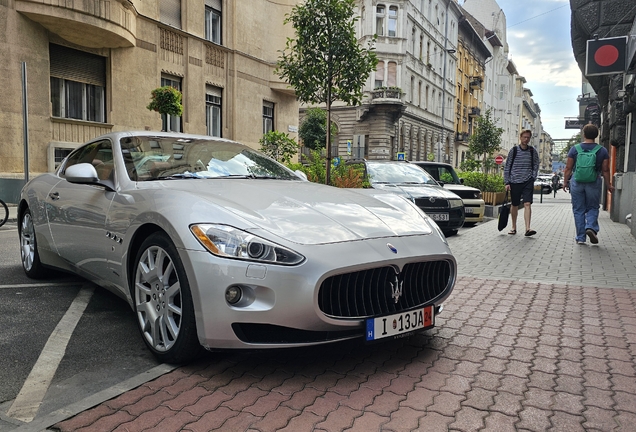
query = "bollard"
(540, 184, 543, 203)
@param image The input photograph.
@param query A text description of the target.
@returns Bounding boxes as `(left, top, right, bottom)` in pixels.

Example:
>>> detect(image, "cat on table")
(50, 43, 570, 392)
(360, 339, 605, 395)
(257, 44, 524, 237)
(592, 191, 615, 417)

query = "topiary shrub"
(147, 86, 183, 116)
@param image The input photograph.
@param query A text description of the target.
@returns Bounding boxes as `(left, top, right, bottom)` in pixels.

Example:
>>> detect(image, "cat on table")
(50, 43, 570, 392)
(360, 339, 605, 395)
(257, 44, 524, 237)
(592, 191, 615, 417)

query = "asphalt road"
(0, 221, 162, 430)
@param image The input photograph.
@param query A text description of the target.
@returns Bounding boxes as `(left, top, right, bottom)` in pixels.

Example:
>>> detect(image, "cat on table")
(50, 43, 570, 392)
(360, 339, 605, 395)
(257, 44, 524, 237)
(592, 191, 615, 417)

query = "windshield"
(366, 162, 438, 185)
(120, 136, 299, 182)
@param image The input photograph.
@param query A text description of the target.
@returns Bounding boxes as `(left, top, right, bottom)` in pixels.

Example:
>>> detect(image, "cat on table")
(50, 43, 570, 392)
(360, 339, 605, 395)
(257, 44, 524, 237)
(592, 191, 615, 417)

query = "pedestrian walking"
(503, 129, 540, 236)
(562, 124, 614, 245)
(551, 172, 560, 197)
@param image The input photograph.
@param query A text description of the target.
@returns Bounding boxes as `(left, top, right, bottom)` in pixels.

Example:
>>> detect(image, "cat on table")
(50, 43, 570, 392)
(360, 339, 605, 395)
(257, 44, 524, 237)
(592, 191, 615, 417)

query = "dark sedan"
(360, 160, 465, 235)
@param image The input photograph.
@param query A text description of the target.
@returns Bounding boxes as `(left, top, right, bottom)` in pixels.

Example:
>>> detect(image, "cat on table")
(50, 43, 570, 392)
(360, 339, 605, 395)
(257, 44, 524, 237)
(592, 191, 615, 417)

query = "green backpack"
(573, 144, 601, 183)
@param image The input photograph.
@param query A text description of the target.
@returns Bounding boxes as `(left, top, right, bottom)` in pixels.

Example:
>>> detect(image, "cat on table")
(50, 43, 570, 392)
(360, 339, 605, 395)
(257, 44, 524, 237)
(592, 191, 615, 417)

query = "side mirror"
(459, 178, 464, 184)
(65, 163, 99, 184)
(295, 170, 309, 181)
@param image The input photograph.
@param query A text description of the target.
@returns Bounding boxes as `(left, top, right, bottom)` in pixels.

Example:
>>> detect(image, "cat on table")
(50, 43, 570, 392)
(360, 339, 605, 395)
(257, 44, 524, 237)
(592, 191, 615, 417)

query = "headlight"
(449, 199, 463, 209)
(474, 191, 482, 199)
(190, 224, 305, 265)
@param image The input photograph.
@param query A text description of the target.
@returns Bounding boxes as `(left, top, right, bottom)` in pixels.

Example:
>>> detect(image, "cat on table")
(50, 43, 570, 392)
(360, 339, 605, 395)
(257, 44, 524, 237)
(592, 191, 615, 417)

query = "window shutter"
(205, 0, 221, 10)
(49, 44, 105, 87)
(160, 0, 182, 29)
(206, 85, 222, 97)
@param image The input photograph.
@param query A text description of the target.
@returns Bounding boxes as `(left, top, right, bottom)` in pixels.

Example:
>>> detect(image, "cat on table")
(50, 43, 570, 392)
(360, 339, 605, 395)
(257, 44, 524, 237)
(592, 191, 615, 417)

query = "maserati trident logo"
(386, 243, 398, 254)
(389, 272, 403, 304)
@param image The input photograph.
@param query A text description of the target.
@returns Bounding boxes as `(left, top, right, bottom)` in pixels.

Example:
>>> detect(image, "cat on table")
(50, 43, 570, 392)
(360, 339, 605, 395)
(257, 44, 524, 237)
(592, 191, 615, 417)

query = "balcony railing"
(468, 107, 481, 117)
(371, 88, 403, 100)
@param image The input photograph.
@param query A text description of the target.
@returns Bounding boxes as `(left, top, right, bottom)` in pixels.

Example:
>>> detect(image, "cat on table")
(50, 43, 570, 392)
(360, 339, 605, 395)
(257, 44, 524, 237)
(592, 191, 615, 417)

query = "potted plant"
(146, 86, 183, 117)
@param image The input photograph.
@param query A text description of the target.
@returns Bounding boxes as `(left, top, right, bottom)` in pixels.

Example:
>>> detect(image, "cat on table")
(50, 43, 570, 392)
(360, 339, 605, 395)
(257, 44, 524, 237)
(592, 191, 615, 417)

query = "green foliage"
(259, 131, 299, 164)
(276, 0, 378, 107)
(286, 151, 368, 188)
(457, 171, 505, 192)
(146, 86, 183, 116)
(298, 108, 338, 150)
(440, 172, 454, 183)
(459, 155, 481, 172)
(468, 108, 503, 172)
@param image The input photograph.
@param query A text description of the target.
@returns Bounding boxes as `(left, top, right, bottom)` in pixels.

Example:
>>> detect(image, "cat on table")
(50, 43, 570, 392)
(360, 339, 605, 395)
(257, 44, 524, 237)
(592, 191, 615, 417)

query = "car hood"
(442, 184, 479, 193)
(371, 183, 461, 200)
(151, 180, 433, 245)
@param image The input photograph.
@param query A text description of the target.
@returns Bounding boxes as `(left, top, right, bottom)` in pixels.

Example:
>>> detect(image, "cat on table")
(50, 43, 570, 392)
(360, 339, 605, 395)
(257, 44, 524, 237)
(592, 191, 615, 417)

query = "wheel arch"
(126, 223, 166, 298)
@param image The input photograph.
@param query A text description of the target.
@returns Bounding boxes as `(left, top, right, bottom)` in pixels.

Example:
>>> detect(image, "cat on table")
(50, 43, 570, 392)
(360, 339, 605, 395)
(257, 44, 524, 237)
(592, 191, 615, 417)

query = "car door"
(46, 140, 115, 280)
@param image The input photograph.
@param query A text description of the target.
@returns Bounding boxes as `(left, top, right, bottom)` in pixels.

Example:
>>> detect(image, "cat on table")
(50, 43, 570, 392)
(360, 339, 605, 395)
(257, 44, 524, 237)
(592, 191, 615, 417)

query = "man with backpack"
(503, 129, 540, 236)
(562, 124, 614, 245)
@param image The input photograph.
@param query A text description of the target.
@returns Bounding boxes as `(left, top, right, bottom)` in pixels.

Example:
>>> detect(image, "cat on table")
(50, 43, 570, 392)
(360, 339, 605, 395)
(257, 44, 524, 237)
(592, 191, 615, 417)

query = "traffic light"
(585, 36, 628, 76)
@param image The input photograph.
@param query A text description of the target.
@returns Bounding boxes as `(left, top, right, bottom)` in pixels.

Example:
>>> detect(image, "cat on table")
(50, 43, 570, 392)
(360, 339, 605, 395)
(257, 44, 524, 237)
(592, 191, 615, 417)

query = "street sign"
(495, 155, 504, 165)
(585, 36, 628, 76)
(396, 152, 405, 161)
(347, 140, 352, 155)
(333, 156, 340, 167)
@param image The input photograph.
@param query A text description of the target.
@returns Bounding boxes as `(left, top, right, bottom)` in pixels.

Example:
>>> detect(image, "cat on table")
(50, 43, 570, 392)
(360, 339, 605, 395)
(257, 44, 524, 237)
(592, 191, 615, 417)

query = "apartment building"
(0, 0, 300, 200)
(301, 0, 461, 164)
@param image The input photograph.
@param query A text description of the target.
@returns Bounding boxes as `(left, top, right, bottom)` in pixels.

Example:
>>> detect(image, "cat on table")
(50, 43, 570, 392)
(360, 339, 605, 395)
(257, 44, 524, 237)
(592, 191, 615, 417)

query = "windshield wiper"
(252, 175, 290, 180)
(151, 173, 201, 180)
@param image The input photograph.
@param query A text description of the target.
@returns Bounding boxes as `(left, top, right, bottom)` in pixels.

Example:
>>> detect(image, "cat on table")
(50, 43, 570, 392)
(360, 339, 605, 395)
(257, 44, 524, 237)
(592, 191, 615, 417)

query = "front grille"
(232, 323, 360, 344)
(452, 190, 477, 199)
(318, 260, 453, 319)
(414, 198, 449, 208)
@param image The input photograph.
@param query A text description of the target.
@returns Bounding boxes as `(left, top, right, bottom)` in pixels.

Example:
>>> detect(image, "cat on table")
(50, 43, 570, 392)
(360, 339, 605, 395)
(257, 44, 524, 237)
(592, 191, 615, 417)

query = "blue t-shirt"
(567, 143, 609, 173)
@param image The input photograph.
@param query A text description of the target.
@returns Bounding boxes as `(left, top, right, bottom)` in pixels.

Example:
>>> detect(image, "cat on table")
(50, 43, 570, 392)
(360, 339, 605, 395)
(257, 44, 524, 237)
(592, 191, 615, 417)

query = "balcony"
(455, 132, 469, 142)
(469, 77, 483, 90)
(16, 0, 136, 48)
(468, 107, 481, 117)
(371, 88, 403, 100)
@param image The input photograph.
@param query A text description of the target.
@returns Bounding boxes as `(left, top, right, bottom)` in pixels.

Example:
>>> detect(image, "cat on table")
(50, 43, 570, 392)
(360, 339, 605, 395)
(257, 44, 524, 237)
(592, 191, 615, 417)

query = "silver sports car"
(19, 131, 457, 363)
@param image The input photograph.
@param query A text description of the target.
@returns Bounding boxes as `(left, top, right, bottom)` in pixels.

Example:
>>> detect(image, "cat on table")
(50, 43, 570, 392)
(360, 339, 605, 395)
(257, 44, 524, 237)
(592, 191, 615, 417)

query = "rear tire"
(0, 200, 8, 227)
(132, 232, 202, 364)
(20, 208, 49, 279)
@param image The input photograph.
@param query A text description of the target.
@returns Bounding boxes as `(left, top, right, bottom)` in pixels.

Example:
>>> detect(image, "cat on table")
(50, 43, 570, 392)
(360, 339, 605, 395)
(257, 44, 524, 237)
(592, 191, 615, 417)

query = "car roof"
(410, 161, 452, 168)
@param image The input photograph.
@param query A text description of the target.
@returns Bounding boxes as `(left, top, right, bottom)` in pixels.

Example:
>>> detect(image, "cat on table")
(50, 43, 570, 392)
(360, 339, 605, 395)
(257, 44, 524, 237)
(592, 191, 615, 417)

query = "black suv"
(358, 160, 465, 235)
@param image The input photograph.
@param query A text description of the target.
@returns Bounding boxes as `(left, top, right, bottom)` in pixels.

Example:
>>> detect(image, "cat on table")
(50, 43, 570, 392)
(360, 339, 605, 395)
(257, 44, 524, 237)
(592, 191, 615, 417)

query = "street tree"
(276, 0, 377, 184)
(468, 108, 503, 172)
(298, 108, 338, 151)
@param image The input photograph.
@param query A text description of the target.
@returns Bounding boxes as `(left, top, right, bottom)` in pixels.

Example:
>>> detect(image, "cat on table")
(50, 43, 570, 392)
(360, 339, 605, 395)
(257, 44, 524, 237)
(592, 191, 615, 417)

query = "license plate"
(366, 306, 434, 341)
(464, 207, 474, 214)
(429, 213, 449, 221)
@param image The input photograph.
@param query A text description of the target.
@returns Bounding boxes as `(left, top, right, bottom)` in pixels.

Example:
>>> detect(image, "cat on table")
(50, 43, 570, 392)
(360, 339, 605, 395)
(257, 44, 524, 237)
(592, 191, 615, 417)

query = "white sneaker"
(577, 241, 586, 245)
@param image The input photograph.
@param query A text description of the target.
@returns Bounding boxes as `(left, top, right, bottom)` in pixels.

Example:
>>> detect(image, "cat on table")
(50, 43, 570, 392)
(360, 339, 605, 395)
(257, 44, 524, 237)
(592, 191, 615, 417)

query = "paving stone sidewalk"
(46, 197, 636, 432)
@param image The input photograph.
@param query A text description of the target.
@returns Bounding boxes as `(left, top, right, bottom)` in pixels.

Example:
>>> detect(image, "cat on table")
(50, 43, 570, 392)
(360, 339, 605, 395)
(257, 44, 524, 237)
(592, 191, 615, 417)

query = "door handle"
(49, 191, 60, 200)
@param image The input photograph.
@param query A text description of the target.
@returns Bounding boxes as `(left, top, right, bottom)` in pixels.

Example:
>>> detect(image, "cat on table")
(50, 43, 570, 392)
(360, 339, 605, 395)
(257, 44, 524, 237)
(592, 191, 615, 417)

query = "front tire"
(132, 233, 201, 364)
(20, 208, 48, 279)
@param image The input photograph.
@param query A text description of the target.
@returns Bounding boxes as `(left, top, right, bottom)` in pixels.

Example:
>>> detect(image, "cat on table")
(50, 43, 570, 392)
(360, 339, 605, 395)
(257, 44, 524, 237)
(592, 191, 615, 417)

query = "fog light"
(226, 286, 242, 304)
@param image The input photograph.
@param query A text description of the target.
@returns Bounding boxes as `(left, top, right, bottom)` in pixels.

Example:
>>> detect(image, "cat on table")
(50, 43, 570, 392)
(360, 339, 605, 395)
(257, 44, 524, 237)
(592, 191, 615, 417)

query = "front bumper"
(462, 199, 485, 223)
(179, 233, 457, 350)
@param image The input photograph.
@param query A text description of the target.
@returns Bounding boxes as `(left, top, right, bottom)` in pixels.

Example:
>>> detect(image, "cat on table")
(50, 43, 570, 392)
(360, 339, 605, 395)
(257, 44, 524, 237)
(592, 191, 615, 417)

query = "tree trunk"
(326, 97, 332, 185)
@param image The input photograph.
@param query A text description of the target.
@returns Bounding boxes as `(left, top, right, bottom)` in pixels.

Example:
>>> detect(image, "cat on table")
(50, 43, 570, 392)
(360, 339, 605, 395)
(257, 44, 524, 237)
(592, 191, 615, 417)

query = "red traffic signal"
(585, 37, 628, 76)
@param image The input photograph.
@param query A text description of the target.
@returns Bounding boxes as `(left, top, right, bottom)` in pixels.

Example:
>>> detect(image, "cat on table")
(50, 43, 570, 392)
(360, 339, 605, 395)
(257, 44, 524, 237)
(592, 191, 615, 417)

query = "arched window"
(387, 62, 397, 87)
(376, 5, 385, 36)
(388, 6, 398, 37)
(375, 61, 385, 88)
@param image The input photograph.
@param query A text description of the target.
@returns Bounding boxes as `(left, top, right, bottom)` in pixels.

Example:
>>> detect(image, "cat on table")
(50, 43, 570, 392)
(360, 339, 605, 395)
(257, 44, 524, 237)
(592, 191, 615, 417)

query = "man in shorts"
(503, 129, 540, 236)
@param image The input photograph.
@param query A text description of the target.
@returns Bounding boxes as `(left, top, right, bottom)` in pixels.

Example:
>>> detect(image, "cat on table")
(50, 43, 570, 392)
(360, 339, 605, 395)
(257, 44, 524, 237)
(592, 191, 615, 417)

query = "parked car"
(410, 161, 485, 225)
(534, 178, 552, 194)
(356, 160, 465, 235)
(18, 132, 457, 363)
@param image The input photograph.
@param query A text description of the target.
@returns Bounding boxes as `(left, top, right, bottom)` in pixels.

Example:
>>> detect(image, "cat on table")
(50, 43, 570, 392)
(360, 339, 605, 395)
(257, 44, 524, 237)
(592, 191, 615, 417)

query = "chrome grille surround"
(318, 260, 455, 319)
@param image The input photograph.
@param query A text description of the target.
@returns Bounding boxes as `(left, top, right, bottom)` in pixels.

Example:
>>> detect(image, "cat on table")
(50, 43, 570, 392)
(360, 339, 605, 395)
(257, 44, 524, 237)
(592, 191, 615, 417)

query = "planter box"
(482, 191, 505, 205)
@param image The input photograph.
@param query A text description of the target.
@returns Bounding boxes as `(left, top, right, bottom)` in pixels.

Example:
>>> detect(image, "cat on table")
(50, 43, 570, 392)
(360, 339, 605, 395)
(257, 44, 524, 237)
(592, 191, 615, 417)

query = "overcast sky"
(462, 0, 582, 141)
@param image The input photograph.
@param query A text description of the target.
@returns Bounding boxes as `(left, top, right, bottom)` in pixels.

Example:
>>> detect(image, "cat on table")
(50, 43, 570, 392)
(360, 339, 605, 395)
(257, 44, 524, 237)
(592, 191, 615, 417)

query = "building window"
(410, 76, 414, 103)
(388, 6, 398, 37)
(263, 101, 274, 134)
(419, 36, 423, 60)
(376, 5, 385, 36)
(205, 0, 222, 44)
(49, 44, 106, 123)
(206, 86, 222, 137)
(54, 148, 73, 168)
(161, 76, 182, 132)
(375, 61, 385, 87)
(387, 61, 397, 87)
(160, 0, 181, 29)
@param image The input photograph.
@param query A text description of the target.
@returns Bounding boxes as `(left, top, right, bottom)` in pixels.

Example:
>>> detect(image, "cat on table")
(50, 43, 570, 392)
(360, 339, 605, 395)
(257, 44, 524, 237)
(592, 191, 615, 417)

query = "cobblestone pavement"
(42, 196, 636, 432)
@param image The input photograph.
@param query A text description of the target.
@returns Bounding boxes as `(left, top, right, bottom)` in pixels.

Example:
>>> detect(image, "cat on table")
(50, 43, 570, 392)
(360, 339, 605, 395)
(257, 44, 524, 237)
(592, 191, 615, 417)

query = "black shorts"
(510, 179, 534, 206)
